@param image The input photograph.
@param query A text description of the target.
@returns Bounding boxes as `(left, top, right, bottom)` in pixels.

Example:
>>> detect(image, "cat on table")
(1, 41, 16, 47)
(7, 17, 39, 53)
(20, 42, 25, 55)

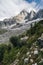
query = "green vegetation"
(0, 20, 43, 65)
(38, 62, 43, 65)
(0, 29, 7, 34)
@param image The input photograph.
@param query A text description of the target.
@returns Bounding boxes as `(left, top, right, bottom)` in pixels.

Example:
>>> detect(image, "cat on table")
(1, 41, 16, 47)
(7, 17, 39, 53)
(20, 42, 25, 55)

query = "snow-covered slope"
(30, 10, 36, 19)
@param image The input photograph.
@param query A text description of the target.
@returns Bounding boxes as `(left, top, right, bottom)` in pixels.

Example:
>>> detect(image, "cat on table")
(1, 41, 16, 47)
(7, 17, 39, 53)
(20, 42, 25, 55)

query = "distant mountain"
(33, 9, 43, 19)
(13, 9, 30, 23)
(29, 10, 36, 19)
(15, 9, 36, 23)
(37, 9, 43, 18)
(0, 9, 43, 28)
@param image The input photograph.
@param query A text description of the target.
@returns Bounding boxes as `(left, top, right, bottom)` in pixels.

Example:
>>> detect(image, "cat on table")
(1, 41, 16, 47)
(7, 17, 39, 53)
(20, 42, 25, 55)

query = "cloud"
(35, 0, 43, 11)
(0, 0, 39, 20)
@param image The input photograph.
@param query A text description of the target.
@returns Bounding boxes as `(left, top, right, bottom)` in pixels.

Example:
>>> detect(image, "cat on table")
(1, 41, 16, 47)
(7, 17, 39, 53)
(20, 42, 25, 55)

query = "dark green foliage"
(0, 44, 7, 62)
(0, 44, 11, 62)
(10, 36, 20, 47)
(2, 48, 17, 65)
(38, 62, 43, 65)
(0, 44, 19, 65)
(10, 36, 27, 47)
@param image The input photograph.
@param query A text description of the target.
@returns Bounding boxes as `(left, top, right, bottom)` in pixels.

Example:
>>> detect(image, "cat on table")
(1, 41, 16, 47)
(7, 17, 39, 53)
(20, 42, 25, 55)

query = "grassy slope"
(0, 29, 7, 34)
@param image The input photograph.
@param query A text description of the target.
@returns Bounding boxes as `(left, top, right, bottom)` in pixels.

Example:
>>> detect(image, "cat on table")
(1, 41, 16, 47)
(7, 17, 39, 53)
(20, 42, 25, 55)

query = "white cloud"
(0, 0, 37, 20)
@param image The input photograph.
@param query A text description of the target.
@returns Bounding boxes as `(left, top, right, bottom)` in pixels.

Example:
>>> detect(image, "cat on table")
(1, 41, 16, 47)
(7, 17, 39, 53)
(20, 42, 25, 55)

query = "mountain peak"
(30, 10, 36, 19)
(30, 10, 35, 13)
(20, 9, 29, 15)
(2, 9, 43, 24)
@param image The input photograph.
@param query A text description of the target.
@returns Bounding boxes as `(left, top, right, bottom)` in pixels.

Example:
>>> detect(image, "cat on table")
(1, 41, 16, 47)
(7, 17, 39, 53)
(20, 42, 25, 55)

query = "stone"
(29, 54, 31, 58)
(40, 48, 43, 52)
(26, 52, 30, 56)
(32, 63, 37, 65)
(21, 36, 28, 41)
(34, 48, 38, 55)
(24, 58, 29, 64)
(30, 59, 34, 63)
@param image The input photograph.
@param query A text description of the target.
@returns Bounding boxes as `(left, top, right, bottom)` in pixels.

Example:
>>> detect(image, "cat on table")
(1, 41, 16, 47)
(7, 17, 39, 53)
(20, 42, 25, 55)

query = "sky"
(0, 0, 43, 20)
